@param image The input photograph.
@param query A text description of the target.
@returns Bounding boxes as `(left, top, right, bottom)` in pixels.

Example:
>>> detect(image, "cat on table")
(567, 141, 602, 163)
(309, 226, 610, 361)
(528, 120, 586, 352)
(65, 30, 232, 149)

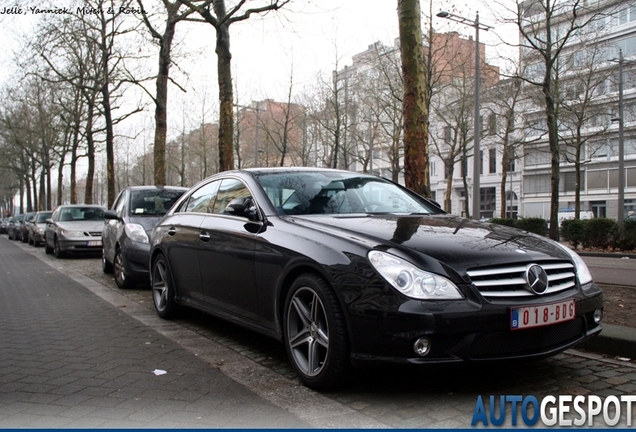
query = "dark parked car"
(149, 168, 603, 389)
(28, 211, 53, 246)
(0, 217, 7, 234)
(19, 212, 36, 243)
(7, 214, 23, 240)
(44, 205, 107, 258)
(102, 186, 187, 288)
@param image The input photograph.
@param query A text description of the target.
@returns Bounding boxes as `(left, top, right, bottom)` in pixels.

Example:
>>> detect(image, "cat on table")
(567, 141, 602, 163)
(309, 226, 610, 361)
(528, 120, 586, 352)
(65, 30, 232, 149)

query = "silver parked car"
(28, 211, 53, 246)
(44, 205, 107, 258)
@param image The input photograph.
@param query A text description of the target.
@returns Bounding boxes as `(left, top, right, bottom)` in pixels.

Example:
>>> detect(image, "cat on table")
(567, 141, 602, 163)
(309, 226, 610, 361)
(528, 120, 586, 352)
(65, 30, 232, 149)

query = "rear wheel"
(283, 273, 351, 390)
(114, 249, 133, 289)
(151, 254, 179, 319)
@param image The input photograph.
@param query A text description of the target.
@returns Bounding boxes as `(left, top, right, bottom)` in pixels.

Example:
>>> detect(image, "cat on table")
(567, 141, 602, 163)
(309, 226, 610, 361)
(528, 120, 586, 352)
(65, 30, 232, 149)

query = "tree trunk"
(153, 12, 178, 185)
(398, 0, 430, 197)
(216, 21, 234, 172)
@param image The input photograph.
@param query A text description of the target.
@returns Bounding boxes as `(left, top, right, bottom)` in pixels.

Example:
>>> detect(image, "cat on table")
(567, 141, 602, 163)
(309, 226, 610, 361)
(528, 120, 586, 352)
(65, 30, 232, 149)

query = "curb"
(578, 324, 636, 359)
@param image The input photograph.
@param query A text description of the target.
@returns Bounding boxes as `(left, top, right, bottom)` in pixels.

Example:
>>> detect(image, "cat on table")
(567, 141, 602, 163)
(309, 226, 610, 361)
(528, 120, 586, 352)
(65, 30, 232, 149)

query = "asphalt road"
(3, 236, 636, 428)
(583, 255, 636, 288)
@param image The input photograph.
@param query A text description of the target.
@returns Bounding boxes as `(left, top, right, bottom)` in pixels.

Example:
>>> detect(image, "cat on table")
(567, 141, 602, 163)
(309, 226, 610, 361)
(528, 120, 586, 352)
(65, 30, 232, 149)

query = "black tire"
(44, 238, 53, 254)
(151, 254, 179, 319)
(102, 249, 113, 274)
(114, 249, 133, 289)
(283, 273, 351, 390)
(53, 237, 65, 258)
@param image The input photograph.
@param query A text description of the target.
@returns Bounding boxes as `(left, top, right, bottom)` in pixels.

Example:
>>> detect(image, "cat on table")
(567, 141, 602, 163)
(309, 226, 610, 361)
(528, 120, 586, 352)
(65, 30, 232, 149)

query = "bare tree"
(177, 0, 291, 172)
(137, 0, 195, 185)
(557, 38, 614, 219)
(494, 0, 603, 239)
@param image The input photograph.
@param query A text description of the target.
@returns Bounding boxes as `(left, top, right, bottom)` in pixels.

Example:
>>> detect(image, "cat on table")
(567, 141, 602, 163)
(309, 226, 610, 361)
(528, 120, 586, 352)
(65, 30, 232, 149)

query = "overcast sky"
(0, 0, 515, 141)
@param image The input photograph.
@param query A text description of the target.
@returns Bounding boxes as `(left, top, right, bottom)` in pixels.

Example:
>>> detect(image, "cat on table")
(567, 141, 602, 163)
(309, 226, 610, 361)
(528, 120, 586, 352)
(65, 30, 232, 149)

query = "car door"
(161, 181, 221, 303)
(197, 178, 261, 322)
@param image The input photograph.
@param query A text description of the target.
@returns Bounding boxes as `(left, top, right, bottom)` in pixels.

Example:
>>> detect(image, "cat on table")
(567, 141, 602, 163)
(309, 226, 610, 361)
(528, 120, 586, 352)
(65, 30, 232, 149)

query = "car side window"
(212, 179, 251, 215)
(185, 181, 221, 213)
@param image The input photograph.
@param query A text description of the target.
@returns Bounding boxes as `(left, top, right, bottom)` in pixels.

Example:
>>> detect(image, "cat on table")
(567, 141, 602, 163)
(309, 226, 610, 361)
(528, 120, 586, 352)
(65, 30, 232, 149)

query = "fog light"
(413, 337, 431, 356)
(593, 309, 602, 324)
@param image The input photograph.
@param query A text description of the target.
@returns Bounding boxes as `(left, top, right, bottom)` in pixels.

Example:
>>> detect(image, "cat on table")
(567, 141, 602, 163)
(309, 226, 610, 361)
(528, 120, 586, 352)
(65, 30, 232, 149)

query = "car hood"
(128, 215, 164, 236)
(56, 221, 105, 232)
(286, 214, 570, 273)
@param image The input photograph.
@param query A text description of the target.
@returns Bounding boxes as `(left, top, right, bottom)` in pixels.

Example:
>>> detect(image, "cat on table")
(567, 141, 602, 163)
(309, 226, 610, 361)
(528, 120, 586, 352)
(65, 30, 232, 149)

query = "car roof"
(123, 185, 189, 191)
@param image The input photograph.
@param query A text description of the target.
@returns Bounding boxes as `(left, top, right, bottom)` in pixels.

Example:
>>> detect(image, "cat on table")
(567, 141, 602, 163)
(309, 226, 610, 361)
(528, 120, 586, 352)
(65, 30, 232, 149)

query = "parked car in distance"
(28, 211, 53, 246)
(148, 167, 603, 390)
(44, 205, 107, 258)
(102, 186, 187, 288)
(7, 214, 23, 240)
(19, 212, 36, 243)
(0, 217, 7, 234)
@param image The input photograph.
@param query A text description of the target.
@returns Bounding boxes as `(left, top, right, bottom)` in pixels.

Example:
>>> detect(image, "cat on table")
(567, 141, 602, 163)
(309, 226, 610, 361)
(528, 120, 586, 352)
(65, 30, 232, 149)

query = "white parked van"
(558, 208, 594, 225)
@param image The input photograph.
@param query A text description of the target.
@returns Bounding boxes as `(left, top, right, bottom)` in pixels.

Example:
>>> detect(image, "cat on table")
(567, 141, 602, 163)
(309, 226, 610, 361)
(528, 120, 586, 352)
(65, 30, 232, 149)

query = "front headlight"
(125, 223, 149, 244)
(555, 242, 593, 285)
(368, 250, 463, 300)
(61, 229, 85, 238)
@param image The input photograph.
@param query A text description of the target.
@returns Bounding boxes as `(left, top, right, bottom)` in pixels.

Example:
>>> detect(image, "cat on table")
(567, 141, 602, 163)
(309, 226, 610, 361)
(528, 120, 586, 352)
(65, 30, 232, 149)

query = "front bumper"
(120, 238, 151, 278)
(343, 282, 603, 366)
(58, 238, 103, 254)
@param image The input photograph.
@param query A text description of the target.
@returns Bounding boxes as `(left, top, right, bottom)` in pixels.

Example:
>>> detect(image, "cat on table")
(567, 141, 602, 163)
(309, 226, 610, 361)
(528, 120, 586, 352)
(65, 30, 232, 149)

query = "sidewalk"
(0, 238, 309, 428)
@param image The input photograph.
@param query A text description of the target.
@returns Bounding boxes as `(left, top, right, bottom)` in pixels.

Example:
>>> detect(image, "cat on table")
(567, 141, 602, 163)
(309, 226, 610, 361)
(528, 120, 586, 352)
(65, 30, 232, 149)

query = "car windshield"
(256, 171, 442, 216)
(37, 213, 52, 223)
(129, 189, 185, 216)
(59, 207, 104, 221)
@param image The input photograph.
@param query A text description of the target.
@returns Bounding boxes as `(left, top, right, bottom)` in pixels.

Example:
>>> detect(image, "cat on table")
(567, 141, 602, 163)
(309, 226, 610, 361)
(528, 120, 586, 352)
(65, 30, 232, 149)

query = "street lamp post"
(436, 11, 492, 220)
(618, 50, 625, 223)
(611, 49, 626, 223)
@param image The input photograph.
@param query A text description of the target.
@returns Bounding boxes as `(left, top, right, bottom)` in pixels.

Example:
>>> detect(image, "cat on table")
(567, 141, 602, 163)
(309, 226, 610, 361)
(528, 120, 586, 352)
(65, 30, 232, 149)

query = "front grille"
(469, 318, 584, 358)
(467, 261, 576, 299)
(88, 231, 101, 237)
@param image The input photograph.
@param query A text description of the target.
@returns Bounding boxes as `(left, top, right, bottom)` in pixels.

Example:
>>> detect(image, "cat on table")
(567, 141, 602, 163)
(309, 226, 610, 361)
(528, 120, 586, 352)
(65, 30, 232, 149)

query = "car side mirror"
(104, 210, 120, 221)
(226, 198, 258, 221)
(45, 218, 53, 224)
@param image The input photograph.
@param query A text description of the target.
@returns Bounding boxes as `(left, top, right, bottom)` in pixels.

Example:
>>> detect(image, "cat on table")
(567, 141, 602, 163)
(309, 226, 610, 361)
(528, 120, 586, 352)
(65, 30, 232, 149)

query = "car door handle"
(167, 227, 176, 236)
(199, 232, 211, 242)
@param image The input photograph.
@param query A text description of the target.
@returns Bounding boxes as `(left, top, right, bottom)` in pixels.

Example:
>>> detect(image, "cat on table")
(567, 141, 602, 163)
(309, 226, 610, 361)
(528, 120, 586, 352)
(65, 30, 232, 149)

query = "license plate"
(510, 299, 576, 330)
(87, 240, 102, 247)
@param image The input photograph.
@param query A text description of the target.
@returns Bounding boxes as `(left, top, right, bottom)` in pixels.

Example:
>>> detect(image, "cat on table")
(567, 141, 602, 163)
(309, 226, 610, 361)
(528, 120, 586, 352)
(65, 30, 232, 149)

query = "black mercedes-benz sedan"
(149, 167, 603, 389)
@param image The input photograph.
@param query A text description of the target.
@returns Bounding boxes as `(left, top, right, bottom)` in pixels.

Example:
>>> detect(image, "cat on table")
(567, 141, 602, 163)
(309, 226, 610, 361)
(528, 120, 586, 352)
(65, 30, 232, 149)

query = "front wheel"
(151, 254, 179, 319)
(283, 273, 351, 390)
(44, 238, 52, 254)
(102, 250, 113, 274)
(53, 237, 65, 258)
(114, 250, 133, 289)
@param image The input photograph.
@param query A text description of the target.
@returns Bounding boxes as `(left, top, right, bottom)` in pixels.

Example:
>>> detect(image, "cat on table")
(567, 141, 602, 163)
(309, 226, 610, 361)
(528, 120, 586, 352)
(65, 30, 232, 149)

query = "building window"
(430, 161, 436, 177)
(488, 113, 497, 135)
(591, 201, 606, 218)
(480, 187, 496, 219)
(444, 127, 452, 144)
(489, 148, 497, 174)
(479, 150, 484, 175)
(505, 150, 515, 172)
